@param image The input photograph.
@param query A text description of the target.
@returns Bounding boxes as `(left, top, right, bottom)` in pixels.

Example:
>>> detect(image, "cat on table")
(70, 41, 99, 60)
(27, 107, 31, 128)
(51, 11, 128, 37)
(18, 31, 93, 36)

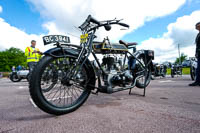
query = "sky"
(0, 0, 200, 63)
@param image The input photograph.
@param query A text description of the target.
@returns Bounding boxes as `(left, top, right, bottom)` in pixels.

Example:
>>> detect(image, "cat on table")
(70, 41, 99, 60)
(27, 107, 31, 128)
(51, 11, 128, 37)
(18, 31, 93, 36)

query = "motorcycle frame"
(68, 28, 152, 95)
(49, 17, 153, 96)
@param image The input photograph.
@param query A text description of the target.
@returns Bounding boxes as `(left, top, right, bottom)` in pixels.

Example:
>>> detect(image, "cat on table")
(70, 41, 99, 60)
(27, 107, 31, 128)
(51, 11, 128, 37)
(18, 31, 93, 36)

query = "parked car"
(182, 60, 191, 67)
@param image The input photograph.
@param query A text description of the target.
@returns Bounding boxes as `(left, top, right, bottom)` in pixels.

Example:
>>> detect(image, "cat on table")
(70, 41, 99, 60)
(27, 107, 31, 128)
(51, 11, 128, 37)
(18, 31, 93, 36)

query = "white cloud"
(0, 18, 45, 52)
(138, 10, 200, 63)
(26, 0, 186, 41)
(0, 5, 3, 13)
(0, 0, 189, 61)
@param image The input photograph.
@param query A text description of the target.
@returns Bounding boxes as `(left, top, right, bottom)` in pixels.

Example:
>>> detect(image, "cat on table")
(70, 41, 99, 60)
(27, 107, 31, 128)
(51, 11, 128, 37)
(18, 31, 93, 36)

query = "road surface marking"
(18, 86, 26, 90)
(159, 80, 174, 83)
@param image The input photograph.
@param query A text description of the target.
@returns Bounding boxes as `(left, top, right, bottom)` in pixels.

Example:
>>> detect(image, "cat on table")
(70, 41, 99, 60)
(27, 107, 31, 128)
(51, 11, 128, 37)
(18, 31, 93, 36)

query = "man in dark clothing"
(189, 22, 200, 86)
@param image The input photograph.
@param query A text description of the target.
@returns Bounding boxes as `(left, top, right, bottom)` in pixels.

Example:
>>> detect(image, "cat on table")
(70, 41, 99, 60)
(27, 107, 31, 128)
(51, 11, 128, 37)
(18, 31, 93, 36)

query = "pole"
(178, 44, 181, 65)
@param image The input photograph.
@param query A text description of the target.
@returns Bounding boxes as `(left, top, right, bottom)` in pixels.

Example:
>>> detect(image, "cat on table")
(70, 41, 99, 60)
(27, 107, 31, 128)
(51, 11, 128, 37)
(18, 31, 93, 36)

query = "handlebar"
(118, 23, 129, 28)
(87, 15, 101, 25)
(79, 15, 129, 31)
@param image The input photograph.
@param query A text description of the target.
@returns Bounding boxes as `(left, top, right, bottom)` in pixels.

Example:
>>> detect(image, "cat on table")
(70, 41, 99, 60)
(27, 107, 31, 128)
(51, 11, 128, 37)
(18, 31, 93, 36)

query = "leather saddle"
(119, 40, 137, 48)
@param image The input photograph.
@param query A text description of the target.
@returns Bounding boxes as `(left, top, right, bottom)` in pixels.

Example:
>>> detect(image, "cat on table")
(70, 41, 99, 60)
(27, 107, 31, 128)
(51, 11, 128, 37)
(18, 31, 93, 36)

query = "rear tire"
(135, 55, 152, 89)
(136, 70, 151, 88)
(29, 55, 93, 115)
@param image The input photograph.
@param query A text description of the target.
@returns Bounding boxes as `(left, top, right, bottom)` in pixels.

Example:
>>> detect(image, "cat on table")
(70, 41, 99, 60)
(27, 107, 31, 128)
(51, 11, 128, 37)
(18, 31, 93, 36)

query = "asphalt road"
(0, 75, 200, 133)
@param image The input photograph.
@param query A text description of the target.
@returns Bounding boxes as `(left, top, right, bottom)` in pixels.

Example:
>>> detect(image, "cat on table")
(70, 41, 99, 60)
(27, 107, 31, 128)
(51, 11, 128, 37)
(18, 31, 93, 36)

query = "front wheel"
(10, 73, 21, 82)
(29, 55, 93, 115)
(190, 66, 196, 80)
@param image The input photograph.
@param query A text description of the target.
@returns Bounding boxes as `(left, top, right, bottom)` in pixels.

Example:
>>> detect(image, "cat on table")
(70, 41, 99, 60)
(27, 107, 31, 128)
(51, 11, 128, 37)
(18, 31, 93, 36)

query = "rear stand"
(129, 56, 148, 97)
(129, 76, 146, 96)
(128, 87, 146, 97)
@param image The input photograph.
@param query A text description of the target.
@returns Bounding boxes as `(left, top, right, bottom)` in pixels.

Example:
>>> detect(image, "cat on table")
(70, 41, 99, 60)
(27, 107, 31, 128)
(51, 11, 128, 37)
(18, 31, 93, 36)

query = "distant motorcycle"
(151, 63, 167, 80)
(9, 70, 29, 82)
(170, 63, 182, 78)
(190, 57, 197, 80)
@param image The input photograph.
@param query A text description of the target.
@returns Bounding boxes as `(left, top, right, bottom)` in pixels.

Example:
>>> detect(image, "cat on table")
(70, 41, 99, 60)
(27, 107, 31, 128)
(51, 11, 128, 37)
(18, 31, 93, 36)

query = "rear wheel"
(135, 55, 151, 89)
(29, 55, 93, 115)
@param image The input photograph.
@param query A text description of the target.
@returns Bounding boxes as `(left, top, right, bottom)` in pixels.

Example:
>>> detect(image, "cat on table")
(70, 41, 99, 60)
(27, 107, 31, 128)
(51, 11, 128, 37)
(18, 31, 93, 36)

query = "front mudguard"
(43, 47, 96, 90)
(44, 47, 80, 58)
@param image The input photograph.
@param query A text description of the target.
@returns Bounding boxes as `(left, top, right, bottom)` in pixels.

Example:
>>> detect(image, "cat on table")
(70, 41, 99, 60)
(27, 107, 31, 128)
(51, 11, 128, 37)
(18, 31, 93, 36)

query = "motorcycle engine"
(102, 56, 133, 88)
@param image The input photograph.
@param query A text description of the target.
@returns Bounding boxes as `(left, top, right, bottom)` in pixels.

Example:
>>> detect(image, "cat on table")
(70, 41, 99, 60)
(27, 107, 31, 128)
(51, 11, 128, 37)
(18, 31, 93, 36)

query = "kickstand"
(143, 71, 147, 97)
(129, 88, 132, 95)
(143, 86, 146, 97)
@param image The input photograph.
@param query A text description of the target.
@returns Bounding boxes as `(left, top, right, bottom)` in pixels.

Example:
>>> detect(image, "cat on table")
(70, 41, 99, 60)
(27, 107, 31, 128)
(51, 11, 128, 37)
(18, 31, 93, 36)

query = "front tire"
(190, 66, 196, 80)
(29, 55, 93, 115)
(10, 73, 21, 82)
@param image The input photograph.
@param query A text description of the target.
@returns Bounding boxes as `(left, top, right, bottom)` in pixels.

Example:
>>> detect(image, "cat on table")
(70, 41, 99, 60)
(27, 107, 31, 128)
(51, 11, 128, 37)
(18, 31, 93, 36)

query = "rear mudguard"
(134, 50, 154, 72)
(43, 47, 96, 90)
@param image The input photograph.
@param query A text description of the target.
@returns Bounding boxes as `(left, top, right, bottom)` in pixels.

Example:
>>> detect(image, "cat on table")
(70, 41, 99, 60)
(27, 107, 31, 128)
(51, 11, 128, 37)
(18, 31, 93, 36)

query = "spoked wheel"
(10, 73, 21, 82)
(135, 55, 151, 89)
(29, 55, 93, 115)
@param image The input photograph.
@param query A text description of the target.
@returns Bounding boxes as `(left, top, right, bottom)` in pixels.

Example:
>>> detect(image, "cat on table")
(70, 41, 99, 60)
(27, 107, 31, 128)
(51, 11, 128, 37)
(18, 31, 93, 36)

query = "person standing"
(11, 66, 15, 72)
(189, 22, 200, 86)
(25, 40, 42, 80)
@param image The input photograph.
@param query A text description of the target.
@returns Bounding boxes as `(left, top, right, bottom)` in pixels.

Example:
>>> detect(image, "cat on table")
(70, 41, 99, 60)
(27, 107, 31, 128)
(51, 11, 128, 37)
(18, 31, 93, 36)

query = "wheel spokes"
(40, 57, 87, 108)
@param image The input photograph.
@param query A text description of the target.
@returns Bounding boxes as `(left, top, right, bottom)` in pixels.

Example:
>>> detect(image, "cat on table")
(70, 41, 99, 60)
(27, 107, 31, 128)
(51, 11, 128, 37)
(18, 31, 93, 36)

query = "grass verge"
(167, 67, 190, 75)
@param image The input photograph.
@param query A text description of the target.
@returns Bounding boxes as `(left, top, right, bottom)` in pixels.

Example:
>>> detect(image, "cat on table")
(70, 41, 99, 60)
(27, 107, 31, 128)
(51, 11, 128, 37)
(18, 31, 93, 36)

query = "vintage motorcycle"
(151, 63, 167, 80)
(170, 63, 182, 78)
(29, 15, 154, 115)
(9, 69, 29, 82)
(190, 57, 197, 80)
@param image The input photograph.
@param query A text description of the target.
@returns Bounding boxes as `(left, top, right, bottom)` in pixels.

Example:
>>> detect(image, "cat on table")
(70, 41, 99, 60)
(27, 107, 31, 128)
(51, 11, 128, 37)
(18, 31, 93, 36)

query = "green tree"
(0, 47, 27, 72)
(175, 53, 187, 64)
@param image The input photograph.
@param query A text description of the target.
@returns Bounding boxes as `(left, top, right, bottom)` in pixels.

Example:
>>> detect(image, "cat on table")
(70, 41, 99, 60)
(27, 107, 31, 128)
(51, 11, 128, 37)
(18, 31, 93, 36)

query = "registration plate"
(80, 34, 88, 43)
(43, 35, 70, 45)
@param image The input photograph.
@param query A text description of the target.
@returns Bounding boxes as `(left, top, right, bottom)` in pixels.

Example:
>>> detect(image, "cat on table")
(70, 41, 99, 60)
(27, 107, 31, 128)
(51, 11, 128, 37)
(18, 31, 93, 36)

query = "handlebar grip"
(87, 15, 100, 25)
(118, 23, 129, 28)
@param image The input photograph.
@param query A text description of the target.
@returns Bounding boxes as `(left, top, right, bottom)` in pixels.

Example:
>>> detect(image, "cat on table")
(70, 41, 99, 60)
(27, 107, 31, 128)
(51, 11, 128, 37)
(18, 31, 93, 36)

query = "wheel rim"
(40, 57, 88, 108)
(12, 74, 19, 81)
(136, 57, 150, 86)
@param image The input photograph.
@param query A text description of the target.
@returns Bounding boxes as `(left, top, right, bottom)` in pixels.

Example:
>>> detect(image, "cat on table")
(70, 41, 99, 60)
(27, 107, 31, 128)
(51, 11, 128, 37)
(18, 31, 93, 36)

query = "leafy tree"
(175, 53, 187, 64)
(0, 47, 27, 72)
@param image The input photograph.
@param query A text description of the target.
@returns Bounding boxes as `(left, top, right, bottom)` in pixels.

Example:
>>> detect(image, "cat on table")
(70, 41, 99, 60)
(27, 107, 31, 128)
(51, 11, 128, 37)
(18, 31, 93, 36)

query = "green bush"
(0, 72, 10, 78)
